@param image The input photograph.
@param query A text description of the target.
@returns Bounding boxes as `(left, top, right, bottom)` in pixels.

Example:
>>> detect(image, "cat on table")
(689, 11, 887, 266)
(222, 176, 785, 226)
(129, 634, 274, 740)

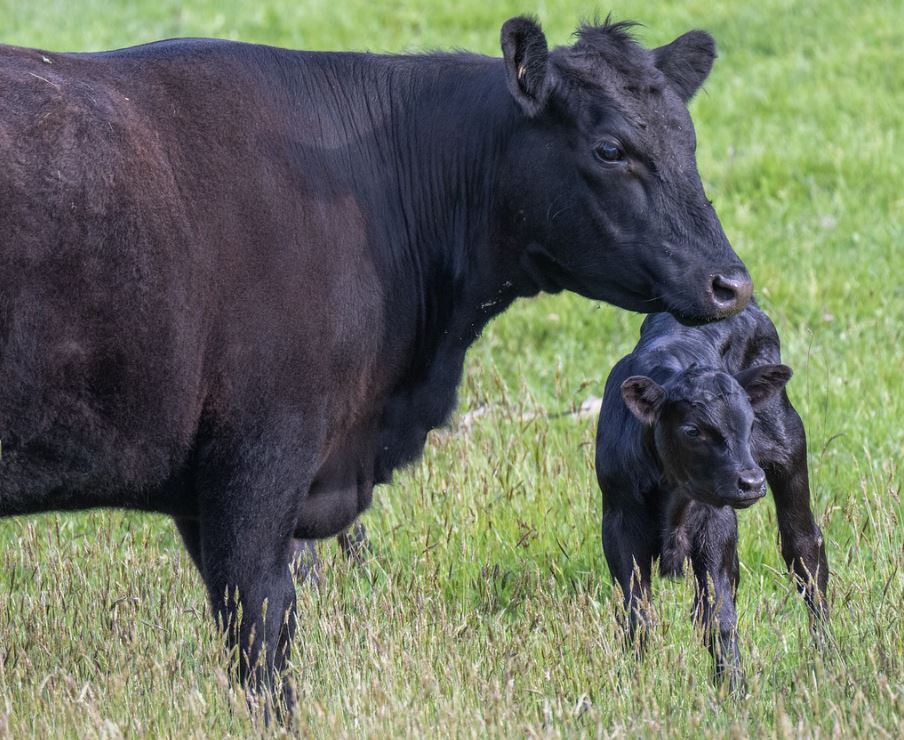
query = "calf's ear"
(501, 16, 552, 117)
(654, 30, 716, 103)
(621, 376, 666, 425)
(734, 364, 793, 409)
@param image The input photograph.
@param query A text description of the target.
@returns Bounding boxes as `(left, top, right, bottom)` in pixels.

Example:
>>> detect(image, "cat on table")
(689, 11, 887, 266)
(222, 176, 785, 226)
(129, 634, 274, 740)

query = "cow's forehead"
(551, 25, 688, 133)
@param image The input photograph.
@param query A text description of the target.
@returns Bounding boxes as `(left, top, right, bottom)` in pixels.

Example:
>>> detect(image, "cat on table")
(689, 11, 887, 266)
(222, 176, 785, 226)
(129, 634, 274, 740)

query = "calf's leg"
(691, 506, 744, 693)
(289, 538, 320, 583)
(602, 509, 657, 656)
(762, 406, 830, 623)
(290, 521, 371, 583)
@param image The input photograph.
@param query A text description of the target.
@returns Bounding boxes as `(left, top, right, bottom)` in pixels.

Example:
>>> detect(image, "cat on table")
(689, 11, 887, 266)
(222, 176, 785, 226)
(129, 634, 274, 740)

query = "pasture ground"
(0, 0, 901, 736)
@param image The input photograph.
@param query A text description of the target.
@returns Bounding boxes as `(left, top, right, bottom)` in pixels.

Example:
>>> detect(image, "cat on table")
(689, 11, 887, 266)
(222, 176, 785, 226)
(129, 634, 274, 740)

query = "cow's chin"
(569, 279, 670, 315)
(517, 246, 731, 322)
(520, 250, 670, 311)
(659, 287, 750, 326)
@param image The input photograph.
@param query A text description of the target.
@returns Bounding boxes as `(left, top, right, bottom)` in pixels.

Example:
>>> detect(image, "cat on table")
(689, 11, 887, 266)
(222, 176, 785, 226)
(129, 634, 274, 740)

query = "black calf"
(596, 303, 829, 689)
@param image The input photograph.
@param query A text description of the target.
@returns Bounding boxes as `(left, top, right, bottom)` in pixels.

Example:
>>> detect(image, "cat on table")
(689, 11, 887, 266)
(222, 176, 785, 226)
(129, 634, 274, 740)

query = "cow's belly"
(293, 428, 376, 539)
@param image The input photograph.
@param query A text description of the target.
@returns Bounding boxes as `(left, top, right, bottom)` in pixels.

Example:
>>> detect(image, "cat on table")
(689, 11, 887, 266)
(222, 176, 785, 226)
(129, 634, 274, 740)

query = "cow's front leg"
(194, 421, 310, 723)
(691, 506, 743, 693)
(602, 509, 656, 657)
(762, 405, 829, 625)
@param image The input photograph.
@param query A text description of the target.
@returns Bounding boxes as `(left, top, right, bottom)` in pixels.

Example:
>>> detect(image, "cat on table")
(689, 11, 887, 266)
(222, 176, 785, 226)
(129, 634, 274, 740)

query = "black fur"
(597, 302, 830, 690)
(0, 17, 752, 713)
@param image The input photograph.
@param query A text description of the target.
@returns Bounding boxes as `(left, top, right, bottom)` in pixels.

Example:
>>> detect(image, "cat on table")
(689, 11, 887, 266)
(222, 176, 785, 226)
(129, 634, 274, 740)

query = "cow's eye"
(595, 140, 624, 164)
(682, 425, 700, 438)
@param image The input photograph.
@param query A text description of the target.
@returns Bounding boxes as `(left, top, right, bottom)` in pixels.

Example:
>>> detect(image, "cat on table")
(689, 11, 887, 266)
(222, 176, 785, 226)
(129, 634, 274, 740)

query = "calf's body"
(596, 303, 829, 687)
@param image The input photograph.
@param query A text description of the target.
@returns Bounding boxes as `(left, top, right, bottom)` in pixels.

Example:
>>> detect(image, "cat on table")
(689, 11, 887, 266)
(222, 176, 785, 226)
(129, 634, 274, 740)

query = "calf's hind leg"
(338, 521, 371, 563)
(289, 521, 372, 583)
(761, 403, 830, 623)
(602, 509, 657, 656)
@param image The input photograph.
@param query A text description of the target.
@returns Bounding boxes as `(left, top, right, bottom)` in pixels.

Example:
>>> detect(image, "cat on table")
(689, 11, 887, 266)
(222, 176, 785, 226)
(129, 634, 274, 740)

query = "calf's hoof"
(715, 664, 747, 698)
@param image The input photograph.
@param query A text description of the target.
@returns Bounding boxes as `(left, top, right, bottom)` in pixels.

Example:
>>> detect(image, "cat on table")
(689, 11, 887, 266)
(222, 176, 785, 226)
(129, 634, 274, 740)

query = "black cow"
(0, 17, 752, 711)
(596, 303, 829, 689)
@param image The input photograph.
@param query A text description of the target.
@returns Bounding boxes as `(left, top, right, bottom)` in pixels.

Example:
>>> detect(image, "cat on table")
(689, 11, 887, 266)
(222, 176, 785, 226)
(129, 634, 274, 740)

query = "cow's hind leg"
(690, 506, 744, 694)
(194, 421, 311, 721)
(289, 539, 320, 583)
(337, 521, 371, 564)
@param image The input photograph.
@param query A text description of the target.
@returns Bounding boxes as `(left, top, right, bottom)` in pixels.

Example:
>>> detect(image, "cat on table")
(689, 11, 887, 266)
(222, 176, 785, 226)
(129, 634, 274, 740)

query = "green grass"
(0, 0, 901, 736)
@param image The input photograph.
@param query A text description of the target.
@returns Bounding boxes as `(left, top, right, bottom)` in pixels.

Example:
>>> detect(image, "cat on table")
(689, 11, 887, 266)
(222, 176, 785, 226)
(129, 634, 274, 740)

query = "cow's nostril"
(710, 272, 753, 312)
(712, 277, 736, 303)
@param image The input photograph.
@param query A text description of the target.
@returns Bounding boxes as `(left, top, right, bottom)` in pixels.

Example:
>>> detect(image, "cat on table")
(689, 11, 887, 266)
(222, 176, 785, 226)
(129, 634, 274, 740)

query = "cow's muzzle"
(707, 269, 753, 318)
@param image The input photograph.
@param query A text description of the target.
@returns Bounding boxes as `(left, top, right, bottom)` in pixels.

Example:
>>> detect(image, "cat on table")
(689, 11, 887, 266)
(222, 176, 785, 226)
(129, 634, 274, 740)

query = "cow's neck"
(363, 55, 522, 482)
(373, 55, 518, 334)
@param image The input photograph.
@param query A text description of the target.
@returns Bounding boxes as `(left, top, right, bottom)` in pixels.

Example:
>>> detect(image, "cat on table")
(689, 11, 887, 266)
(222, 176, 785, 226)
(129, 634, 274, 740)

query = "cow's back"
(0, 41, 385, 513)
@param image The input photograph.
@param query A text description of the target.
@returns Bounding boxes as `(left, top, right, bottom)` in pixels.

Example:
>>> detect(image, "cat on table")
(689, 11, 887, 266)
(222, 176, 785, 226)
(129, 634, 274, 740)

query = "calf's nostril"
(738, 470, 766, 494)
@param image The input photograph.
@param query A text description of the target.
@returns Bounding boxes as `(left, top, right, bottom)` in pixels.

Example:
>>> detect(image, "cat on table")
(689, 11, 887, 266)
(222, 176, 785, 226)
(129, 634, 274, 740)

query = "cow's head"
(497, 17, 752, 323)
(621, 364, 791, 508)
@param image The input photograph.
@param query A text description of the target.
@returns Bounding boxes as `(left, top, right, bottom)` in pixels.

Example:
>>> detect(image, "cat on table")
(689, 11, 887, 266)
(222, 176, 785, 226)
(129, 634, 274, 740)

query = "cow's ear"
(734, 364, 792, 409)
(621, 376, 666, 425)
(501, 16, 552, 117)
(654, 30, 716, 103)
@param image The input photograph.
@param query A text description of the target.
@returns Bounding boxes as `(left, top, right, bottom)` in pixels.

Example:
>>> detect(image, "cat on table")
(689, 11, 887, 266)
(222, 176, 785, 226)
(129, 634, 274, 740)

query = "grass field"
(0, 0, 901, 736)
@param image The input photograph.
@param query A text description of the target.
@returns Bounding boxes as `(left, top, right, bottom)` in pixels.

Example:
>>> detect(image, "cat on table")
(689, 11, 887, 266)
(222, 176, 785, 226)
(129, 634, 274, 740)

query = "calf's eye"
(682, 425, 700, 438)
(595, 140, 624, 163)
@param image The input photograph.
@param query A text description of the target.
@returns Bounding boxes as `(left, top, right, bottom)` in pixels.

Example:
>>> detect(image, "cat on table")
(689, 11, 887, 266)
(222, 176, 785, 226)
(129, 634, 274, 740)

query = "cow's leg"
(690, 506, 743, 693)
(194, 425, 309, 721)
(761, 406, 829, 624)
(337, 521, 371, 564)
(289, 522, 369, 584)
(602, 508, 656, 656)
(174, 516, 203, 574)
(289, 538, 320, 583)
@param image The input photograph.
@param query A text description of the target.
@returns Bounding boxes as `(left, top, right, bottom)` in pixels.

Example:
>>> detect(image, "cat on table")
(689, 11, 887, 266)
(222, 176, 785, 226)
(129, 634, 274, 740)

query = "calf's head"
(498, 17, 751, 323)
(621, 365, 792, 508)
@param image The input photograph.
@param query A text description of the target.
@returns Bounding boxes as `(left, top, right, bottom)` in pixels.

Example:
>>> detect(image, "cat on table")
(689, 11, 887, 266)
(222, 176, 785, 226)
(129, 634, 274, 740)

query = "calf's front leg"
(691, 506, 744, 693)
